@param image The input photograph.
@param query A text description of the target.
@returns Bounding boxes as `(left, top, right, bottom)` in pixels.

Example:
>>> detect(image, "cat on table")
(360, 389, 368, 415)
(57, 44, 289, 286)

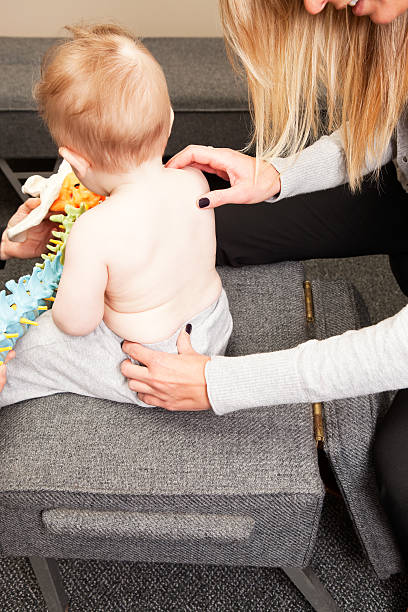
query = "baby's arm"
(52, 210, 108, 336)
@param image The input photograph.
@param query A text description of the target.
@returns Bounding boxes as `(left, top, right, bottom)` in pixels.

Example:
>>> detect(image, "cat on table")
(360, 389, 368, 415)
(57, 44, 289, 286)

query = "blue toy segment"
(5, 275, 31, 293)
(38, 253, 64, 290)
(7, 278, 39, 314)
(0, 290, 20, 329)
(0, 202, 88, 364)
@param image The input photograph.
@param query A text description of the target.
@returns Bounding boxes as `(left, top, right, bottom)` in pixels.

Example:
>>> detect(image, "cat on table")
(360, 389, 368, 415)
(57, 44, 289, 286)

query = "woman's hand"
(166, 146, 281, 208)
(120, 328, 212, 411)
(0, 198, 54, 260)
(0, 350, 15, 392)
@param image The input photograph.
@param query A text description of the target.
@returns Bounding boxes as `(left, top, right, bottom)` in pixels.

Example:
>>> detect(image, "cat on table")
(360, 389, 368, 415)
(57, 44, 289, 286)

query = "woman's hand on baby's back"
(166, 146, 281, 209)
(121, 329, 211, 411)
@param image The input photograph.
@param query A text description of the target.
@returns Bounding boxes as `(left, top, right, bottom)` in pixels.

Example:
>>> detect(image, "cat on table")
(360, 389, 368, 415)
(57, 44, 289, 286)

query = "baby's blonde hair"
(35, 23, 171, 172)
(220, 0, 408, 190)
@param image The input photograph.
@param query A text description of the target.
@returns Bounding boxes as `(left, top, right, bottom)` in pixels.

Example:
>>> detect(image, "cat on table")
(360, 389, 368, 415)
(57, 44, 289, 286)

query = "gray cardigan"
(206, 115, 408, 415)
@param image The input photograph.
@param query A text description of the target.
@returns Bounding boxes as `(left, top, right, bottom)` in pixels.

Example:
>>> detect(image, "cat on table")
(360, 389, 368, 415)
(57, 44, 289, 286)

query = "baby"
(0, 24, 232, 407)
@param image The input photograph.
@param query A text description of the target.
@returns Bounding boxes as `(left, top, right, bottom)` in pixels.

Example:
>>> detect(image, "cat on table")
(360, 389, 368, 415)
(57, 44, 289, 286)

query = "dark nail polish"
(185, 323, 192, 335)
(198, 197, 210, 208)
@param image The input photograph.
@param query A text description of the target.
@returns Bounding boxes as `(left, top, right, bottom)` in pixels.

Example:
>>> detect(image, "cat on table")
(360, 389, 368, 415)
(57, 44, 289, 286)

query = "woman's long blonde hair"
(220, 0, 408, 189)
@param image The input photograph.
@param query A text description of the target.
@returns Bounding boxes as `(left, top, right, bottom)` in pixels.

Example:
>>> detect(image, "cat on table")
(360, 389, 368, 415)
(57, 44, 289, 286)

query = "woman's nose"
(303, 0, 328, 15)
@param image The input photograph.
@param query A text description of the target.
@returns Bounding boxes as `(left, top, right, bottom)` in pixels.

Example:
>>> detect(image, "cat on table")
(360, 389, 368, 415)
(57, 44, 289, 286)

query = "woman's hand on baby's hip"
(165, 145, 281, 209)
(120, 328, 211, 411)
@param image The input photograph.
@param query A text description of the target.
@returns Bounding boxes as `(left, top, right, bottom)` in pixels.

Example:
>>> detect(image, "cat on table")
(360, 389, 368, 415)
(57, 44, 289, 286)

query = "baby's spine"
(0, 203, 87, 363)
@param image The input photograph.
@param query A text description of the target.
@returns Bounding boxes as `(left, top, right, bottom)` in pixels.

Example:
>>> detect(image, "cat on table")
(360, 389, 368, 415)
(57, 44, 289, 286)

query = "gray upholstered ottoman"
(0, 261, 402, 612)
(0, 263, 324, 571)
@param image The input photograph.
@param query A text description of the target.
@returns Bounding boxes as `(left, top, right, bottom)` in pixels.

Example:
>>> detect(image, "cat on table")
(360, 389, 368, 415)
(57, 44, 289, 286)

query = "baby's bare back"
(100, 167, 221, 343)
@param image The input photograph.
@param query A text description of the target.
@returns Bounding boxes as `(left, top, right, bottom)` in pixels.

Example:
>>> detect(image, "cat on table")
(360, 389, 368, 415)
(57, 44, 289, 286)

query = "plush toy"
(0, 168, 103, 364)
(7, 160, 104, 242)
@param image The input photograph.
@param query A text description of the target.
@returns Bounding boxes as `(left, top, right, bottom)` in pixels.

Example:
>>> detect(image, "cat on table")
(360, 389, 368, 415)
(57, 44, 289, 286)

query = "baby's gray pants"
(0, 290, 232, 408)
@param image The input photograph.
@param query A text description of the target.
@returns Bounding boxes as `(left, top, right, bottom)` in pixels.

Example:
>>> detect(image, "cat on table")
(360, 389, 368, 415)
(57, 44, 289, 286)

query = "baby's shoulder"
(167, 166, 209, 195)
(68, 201, 112, 244)
(179, 166, 208, 185)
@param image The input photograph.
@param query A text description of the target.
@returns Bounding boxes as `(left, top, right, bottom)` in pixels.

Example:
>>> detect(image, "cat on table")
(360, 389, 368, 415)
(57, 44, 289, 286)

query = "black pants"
(214, 161, 408, 296)
(213, 160, 408, 562)
(374, 390, 408, 565)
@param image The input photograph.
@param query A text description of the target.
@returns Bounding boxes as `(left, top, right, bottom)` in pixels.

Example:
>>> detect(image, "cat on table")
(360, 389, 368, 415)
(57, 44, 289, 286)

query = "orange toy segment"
(50, 172, 105, 211)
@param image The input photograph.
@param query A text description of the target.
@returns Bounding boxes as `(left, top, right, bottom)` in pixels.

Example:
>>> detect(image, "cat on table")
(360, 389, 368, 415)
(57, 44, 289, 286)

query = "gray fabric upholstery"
(0, 491, 322, 567)
(42, 508, 256, 541)
(311, 280, 401, 579)
(0, 262, 325, 568)
(0, 37, 250, 158)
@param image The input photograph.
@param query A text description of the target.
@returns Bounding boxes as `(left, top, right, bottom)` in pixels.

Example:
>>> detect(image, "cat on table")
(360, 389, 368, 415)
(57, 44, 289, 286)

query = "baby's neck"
(100, 157, 166, 195)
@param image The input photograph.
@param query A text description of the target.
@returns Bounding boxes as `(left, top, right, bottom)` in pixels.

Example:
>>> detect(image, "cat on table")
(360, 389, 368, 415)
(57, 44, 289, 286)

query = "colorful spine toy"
(0, 199, 93, 365)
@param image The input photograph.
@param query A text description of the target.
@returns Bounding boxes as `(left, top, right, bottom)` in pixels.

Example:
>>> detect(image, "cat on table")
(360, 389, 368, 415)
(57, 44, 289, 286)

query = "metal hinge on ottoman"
(304, 280, 325, 450)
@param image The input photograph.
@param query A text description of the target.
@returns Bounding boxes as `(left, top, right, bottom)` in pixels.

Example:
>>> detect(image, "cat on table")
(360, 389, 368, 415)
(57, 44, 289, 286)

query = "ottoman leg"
(29, 556, 69, 612)
(282, 566, 340, 612)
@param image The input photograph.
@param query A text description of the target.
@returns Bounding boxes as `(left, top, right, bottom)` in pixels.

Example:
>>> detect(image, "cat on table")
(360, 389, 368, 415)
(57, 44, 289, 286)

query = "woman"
(119, 0, 408, 561)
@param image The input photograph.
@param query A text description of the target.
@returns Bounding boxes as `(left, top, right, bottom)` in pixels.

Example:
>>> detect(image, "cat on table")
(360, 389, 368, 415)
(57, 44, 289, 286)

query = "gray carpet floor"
(0, 160, 407, 611)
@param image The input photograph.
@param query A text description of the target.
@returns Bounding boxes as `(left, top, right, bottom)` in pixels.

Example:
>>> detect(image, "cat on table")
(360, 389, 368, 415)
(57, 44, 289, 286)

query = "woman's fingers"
(137, 395, 207, 411)
(4, 350, 15, 364)
(120, 358, 152, 382)
(121, 341, 157, 367)
(10, 198, 42, 226)
(189, 162, 229, 181)
(137, 393, 163, 406)
(128, 380, 154, 394)
(176, 327, 197, 355)
(25, 198, 42, 211)
(0, 350, 14, 393)
(166, 145, 231, 173)
(197, 184, 253, 209)
(165, 144, 209, 169)
(0, 365, 7, 392)
(2, 198, 58, 260)
(167, 146, 280, 207)
(120, 341, 211, 411)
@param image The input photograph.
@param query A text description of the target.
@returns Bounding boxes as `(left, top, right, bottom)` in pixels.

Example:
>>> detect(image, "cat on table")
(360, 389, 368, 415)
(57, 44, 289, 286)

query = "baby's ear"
(59, 147, 90, 178)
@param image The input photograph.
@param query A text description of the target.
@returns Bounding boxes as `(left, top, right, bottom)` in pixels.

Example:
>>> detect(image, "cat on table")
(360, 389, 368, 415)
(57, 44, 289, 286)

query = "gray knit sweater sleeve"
(206, 129, 400, 416)
(266, 129, 393, 202)
(206, 305, 408, 415)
